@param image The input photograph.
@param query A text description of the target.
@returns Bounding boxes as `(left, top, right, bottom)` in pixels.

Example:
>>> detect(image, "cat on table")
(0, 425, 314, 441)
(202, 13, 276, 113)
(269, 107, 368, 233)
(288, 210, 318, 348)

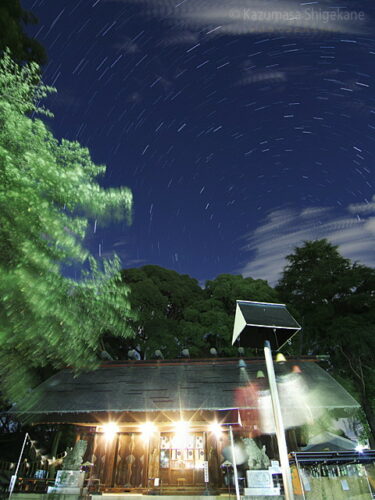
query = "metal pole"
(264, 340, 294, 500)
(146, 434, 151, 492)
(293, 452, 306, 500)
(9, 432, 29, 499)
(229, 426, 241, 500)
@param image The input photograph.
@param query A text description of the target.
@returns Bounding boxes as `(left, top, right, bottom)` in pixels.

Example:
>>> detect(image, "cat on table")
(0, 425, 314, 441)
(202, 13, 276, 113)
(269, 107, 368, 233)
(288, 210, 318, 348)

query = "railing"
(0, 457, 60, 495)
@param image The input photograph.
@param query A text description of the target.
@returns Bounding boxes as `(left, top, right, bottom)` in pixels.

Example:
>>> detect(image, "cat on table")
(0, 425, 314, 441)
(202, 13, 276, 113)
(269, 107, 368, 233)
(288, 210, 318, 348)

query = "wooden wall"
(86, 432, 147, 488)
(80, 429, 225, 489)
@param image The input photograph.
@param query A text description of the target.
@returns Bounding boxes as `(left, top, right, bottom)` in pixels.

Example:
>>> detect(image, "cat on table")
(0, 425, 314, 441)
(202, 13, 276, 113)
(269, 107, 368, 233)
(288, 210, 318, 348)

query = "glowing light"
(173, 420, 190, 448)
(355, 443, 368, 453)
(102, 422, 119, 441)
(174, 420, 189, 435)
(209, 422, 223, 438)
(140, 422, 156, 440)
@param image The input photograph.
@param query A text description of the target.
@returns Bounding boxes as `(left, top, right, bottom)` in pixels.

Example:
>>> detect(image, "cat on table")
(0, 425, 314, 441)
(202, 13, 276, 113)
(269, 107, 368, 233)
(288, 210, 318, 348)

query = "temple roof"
(19, 358, 359, 419)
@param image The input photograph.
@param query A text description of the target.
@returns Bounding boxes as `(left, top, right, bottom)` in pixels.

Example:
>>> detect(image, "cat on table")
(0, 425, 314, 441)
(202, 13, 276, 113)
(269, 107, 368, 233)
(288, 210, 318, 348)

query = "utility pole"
(264, 340, 294, 500)
(228, 425, 241, 500)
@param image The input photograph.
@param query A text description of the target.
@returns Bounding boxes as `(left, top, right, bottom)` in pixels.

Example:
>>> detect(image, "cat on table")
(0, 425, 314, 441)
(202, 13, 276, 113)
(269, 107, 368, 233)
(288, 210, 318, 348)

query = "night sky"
(24, 0, 375, 284)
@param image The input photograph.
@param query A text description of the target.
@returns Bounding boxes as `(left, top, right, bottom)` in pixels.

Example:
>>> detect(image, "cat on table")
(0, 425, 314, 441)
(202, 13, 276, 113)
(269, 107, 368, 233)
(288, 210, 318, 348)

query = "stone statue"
(242, 438, 270, 470)
(62, 440, 88, 470)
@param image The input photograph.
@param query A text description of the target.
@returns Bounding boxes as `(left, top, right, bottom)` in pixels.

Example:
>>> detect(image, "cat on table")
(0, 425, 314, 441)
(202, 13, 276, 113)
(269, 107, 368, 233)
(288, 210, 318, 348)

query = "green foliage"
(118, 269, 279, 358)
(0, 1, 47, 65)
(277, 240, 351, 315)
(277, 239, 375, 443)
(205, 273, 278, 313)
(0, 52, 134, 404)
(185, 274, 279, 356)
(119, 265, 203, 358)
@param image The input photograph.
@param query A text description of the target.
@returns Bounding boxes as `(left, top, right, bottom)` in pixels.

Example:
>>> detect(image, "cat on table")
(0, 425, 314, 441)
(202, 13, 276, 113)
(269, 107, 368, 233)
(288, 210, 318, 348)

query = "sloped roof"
(19, 358, 359, 417)
(302, 432, 357, 452)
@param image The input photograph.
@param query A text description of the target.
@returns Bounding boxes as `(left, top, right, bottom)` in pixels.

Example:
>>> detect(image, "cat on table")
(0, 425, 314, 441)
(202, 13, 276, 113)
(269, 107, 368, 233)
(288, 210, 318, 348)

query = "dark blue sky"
(25, 0, 375, 283)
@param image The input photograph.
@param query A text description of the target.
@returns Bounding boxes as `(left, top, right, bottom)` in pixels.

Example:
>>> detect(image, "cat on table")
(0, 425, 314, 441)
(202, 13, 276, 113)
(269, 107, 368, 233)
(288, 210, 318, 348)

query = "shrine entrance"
(89, 428, 209, 489)
(158, 431, 206, 486)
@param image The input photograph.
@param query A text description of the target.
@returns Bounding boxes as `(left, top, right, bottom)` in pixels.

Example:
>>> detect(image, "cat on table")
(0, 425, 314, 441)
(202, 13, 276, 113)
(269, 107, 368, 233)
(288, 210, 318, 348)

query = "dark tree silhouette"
(277, 239, 375, 444)
(0, 0, 47, 65)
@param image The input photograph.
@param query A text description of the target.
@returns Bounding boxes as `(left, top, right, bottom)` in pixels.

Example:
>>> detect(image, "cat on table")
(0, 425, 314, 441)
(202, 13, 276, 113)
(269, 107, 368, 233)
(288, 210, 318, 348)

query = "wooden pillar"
(148, 431, 160, 486)
(207, 430, 221, 488)
(91, 431, 117, 489)
(75, 428, 81, 442)
(110, 434, 120, 488)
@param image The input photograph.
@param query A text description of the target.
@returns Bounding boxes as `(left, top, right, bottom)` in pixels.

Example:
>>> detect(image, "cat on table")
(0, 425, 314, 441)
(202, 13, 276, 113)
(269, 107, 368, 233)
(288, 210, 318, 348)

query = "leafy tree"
(119, 265, 203, 358)
(277, 239, 375, 443)
(185, 274, 280, 356)
(0, 0, 46, 65)
(0, 51, 134, 404)
(118, 269, 279, 359)
(205, 274, 279, 313)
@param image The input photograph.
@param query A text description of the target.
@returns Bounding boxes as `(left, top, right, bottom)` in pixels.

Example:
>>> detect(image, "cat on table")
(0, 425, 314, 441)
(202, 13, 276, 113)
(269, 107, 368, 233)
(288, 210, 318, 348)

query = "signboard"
(203, 461, 209, 483)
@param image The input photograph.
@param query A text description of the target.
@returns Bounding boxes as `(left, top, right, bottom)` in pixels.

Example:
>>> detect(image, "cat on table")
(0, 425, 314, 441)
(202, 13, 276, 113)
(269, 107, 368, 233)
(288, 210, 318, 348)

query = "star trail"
(24, 0, 375, 283)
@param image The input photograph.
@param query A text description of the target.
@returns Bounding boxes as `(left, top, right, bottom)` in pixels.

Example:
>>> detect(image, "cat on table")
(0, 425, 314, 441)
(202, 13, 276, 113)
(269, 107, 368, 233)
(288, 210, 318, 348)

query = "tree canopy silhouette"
(277, 239, 375, 443)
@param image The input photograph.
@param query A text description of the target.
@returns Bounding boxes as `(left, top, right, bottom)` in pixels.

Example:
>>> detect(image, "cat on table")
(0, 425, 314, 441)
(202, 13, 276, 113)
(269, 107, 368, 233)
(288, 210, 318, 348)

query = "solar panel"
(232, 300, 301, 350)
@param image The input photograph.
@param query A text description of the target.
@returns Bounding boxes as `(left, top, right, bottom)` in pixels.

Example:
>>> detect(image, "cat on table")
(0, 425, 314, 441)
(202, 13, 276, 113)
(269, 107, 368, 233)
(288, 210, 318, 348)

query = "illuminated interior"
(140, 421, 156, 441)
(160, 431, 205, 471)
(101, 422, 119, 441)
(209, 422, 223, 438)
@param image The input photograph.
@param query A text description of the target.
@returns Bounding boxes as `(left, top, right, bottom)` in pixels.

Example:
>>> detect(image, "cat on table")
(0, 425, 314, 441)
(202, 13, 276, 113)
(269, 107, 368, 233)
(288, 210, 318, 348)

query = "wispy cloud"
(107, 0, 367, 36)
(113, 37, 140, 53)
(240, 197, 375, 285)
(348, 199, 375, 214)
(237, 70, 287, 86)
(158, 31, 199, 47)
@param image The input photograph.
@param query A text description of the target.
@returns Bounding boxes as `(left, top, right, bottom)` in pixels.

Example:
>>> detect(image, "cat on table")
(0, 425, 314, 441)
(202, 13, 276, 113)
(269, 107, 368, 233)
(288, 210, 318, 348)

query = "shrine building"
(10, 301, 373, 499)
(20, 356, 359, 494)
